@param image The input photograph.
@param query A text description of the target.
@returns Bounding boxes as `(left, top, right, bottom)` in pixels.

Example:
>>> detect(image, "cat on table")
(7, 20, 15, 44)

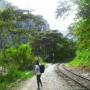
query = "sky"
(6, 0, 77, 35)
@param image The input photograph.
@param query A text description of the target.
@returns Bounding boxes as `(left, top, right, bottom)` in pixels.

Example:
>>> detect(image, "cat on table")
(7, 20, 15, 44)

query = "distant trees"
(31, 30, 75, 62)
(56, 0, 76, 18)
(0, 5, 50, 49)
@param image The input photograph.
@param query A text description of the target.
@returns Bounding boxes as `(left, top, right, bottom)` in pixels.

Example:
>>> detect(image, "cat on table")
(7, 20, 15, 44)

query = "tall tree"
(31, 30, 75, 62)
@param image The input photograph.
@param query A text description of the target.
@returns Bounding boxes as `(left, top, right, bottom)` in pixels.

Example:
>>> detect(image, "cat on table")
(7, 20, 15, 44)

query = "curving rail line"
(56, 64, 90, 90)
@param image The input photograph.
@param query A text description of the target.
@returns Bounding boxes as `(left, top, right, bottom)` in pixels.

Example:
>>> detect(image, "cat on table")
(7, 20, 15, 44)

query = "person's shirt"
(35, 64, 41, 75)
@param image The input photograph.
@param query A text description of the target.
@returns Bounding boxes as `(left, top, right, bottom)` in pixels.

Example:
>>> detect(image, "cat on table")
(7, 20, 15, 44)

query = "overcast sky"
(6, 0, 77, 35)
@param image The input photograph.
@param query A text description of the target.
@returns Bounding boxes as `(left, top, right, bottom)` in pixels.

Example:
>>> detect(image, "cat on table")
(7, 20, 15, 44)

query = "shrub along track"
(55, 64, 90, 90)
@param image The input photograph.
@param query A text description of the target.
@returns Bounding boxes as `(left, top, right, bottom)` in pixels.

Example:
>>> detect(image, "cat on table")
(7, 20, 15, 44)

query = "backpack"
(39, 64, 45, 73)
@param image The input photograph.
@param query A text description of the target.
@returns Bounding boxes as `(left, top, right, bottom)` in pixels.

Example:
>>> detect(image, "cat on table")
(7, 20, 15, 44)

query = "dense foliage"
(0, 44, 34, 89)
(69, 0, 90, 68)
(57, 0, 90, 68)
(0, 4, 37, 90)
(31, 30, 75, 62)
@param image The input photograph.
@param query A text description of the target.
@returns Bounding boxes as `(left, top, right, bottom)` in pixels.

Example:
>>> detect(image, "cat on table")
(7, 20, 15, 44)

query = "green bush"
(0, 44, 34, 90)
(16, 44, 34, 70)
(69, 48, 90, 68)
(0, 44, 34, 70)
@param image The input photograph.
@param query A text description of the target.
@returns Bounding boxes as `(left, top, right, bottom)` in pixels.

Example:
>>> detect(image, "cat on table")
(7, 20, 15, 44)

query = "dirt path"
(15, 64, 72, 90)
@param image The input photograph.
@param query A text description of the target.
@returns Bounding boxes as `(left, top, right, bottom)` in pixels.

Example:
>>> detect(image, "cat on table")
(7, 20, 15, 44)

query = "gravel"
(15, 64, 72, 90)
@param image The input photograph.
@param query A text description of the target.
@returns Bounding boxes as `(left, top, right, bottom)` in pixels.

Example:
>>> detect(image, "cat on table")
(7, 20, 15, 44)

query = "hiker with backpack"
(35, 60, 43, 89)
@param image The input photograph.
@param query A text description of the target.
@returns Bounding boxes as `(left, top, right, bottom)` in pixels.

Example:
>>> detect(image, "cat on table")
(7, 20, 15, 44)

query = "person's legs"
(36, 75, 40, 88)
(37, 75, 42, 88)
(39, 75, 42, 87)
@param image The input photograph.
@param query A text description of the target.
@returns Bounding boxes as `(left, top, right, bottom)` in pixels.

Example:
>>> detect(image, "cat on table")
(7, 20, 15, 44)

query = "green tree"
(69, 0, 90, 67)
(31, 30, 75, 62)
(16, 44, 34, 70)
(57, 0, 90, 68)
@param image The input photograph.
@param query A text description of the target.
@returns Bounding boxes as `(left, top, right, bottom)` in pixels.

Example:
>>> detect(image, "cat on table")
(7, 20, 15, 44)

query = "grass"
(0, 70, 34, 90)
(67, 49, 90, 70)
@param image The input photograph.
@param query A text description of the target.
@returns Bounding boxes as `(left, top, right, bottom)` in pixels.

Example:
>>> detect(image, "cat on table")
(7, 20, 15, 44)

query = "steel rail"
(56, 64, 90, 90)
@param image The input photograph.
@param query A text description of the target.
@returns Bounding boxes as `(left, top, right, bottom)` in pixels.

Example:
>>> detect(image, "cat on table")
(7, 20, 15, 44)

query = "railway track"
(55, 64, 90, 90)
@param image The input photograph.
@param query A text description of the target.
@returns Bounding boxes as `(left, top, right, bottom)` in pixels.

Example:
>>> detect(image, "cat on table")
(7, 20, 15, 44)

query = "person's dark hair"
(36, 60, 39, 65)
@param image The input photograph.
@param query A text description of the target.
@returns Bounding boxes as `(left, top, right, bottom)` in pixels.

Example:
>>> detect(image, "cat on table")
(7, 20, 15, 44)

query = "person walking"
(35, 60, 42, 89)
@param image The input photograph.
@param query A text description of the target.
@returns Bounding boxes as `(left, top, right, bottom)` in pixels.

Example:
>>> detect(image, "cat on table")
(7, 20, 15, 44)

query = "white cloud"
(7, 0, 77, 35)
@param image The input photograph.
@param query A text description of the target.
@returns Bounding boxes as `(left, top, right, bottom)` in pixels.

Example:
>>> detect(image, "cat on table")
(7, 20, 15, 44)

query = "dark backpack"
(39, 65, 45, 73)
